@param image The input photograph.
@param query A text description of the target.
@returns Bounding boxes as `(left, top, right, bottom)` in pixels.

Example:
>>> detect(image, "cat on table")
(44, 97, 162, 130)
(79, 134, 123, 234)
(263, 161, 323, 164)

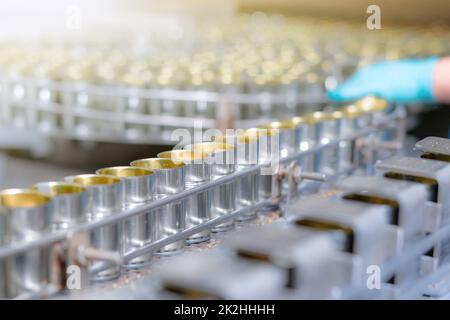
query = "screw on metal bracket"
(287, 161, 327, 202)
(65, 231, 123, 291)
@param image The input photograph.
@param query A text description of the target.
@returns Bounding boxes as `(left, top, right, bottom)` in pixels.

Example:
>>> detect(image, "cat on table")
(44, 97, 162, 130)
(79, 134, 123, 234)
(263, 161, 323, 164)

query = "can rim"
(130, 158, 185, 170)
(305, 111, 335, 123)
(341, 105, 364, 119)
(0, 188, 51, 208)
(355, 96, 388, 112)
(290, 116, 306, 126)
(258, 120, 296, 130)
(31, 181, 86, 197)
(71, 174, 121, 187)
(96, 166, 154, 178)
(246, 127, 279, 137)
(214, 134, 258, 144)
(157, 150, 209, 162)
(184, 142, 235, 154)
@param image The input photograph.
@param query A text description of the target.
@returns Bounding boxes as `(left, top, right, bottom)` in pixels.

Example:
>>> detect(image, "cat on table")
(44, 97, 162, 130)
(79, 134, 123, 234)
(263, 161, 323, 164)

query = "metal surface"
(416, 136, 450, 156)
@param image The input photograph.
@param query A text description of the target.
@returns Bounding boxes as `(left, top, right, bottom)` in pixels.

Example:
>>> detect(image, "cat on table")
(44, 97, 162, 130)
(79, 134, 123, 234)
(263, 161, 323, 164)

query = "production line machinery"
(1, 97, 450, 299)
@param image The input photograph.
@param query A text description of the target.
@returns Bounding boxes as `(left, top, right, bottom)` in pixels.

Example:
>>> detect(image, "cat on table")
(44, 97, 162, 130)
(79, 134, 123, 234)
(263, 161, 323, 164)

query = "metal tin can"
(290, 115, 318, 172)
(258, 121, 297, 158)
(308, 111, 340, 175)
(355, 96, 388, 126)
(157, 150, 212, 244)
(246, 127, 280, 212)
(185, 142, 236, 232)
(96, 166, 155, 268)
(64, 174, 123, 281)
(216, 133, 259, 221)
(130, 158, 186, 255)
(0, 189, 52, 298)
(337, 106, 364, 172)
(31, 182, 87, 231)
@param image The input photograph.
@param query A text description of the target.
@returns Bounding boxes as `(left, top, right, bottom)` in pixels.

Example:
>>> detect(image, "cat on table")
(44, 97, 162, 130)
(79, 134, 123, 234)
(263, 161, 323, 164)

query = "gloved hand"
(327, 57, 439, 103)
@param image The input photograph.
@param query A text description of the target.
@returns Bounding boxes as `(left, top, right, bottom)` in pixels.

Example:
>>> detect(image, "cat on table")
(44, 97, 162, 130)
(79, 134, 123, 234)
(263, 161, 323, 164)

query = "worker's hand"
(327, 57, 439, 103)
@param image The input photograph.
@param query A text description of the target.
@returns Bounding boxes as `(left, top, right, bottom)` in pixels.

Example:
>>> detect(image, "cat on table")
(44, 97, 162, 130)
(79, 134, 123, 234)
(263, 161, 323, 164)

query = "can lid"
(0, 188, 51, 208)
(130, 158, 185, 170)
(31, 182, 86, 197)
(96, 166, 154, 178)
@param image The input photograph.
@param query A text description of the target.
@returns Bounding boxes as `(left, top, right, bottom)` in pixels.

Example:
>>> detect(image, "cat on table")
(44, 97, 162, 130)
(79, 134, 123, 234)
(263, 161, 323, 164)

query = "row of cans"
(146, 136, 450, 299)
(1, 76, 326, 143)
(0, 96, 391, 298)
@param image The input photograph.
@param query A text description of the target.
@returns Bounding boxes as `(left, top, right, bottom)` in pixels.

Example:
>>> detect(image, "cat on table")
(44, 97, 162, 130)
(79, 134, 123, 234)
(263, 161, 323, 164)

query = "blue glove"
(327, 57, 439, 103)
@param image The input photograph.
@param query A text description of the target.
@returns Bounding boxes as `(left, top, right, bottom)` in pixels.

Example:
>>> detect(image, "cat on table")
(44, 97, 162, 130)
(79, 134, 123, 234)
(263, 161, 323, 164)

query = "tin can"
(355, 96, 388, 126)
(157, 150, 212, 244)
(130, 158, 186, 254)
(96, 166, 155, 268)
(64, 174, 123, 281)
(258, 121, 297, 158)
(337, 106, 364, 172)
(31, 182, 87, 231)
(0, 189, 52, 298)
(246, 128, 280, 211)
(290, 116, 318, 172)
(185, 142, 236, 232)
(216, 133, 259, 221)
(305, 111, 340, 175)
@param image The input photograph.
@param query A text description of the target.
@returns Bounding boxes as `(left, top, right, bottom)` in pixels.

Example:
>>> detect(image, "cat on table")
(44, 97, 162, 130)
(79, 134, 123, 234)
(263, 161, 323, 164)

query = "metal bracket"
(423, 202, 443, 233)
(66, 231, 123, 291)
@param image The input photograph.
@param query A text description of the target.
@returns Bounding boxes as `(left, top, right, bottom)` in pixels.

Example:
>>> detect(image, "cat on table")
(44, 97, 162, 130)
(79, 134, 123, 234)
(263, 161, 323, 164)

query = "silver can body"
(184, 144, 236, 232)
(210, 149, 236, 232)
(295, 122, 317, 172)
(153, 166, 186, 254)
(235, 137, 259, 221)
(255, 131, 280, 212)
(184, 162, 212, 244)
(315, 118, 340, 175)
(1, 202, 52, 298)
(120, 174, 155, 268)
(77, 181, 123, 281)
(338, 117, 358, 173)
(278, 128, 297, 158)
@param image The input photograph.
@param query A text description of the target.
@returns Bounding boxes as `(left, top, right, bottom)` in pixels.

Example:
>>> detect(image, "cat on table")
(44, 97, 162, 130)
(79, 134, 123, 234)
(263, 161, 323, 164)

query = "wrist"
(433, 57, 450, 103)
